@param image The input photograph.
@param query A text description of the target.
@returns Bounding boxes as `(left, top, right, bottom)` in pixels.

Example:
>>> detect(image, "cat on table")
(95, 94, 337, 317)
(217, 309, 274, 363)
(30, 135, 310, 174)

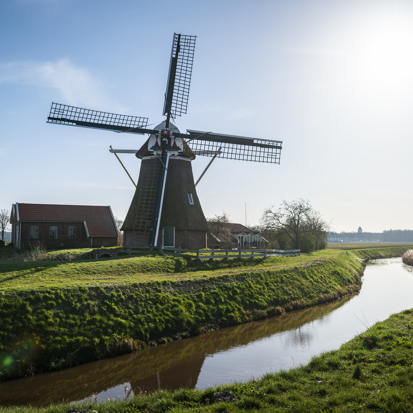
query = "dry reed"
(402, 249, 413, 266)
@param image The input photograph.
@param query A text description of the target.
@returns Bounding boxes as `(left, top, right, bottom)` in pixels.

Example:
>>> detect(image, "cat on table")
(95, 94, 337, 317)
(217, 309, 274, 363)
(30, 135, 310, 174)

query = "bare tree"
(207, 212, 234, 248)
(114, 217, 123, 232)
(261, 199, 328, 252)
(0, 209, 10, 241)
(114, 217, 124, 246)
(261, 199, 312, 249)
(304, 210, 329, 250)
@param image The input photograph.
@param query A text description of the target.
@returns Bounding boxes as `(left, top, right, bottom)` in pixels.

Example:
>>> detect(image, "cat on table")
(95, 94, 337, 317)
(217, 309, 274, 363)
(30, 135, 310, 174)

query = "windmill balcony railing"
(161, 247, 300, 259)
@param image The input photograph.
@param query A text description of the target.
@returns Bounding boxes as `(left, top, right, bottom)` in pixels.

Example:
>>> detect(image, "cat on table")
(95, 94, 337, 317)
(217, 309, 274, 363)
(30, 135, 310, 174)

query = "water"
(1, 258, 412, 407)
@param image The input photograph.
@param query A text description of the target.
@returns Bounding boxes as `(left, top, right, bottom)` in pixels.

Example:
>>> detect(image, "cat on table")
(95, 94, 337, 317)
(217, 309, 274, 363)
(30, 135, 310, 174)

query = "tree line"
(329, 229, 413, 243)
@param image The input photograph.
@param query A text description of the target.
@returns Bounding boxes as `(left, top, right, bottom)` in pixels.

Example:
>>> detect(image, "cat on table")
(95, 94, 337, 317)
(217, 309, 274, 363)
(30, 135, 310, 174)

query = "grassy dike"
(0, 249, 365, 382)
(4, 308, 412, 413)
(350, 245, 413, 260)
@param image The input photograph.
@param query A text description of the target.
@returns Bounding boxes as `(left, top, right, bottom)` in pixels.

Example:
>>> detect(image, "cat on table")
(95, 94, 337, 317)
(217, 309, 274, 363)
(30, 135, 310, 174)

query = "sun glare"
(349, 13, 413, 94)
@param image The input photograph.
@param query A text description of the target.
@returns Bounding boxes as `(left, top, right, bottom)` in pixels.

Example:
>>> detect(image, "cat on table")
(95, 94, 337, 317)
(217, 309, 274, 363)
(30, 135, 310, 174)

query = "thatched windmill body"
(47, 34, 283, 248)
(121, 120, 208, 248)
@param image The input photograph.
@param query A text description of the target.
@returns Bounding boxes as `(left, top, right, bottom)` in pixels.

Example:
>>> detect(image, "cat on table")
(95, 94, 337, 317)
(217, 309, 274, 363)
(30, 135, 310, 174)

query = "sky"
(1, 0, 412, 233)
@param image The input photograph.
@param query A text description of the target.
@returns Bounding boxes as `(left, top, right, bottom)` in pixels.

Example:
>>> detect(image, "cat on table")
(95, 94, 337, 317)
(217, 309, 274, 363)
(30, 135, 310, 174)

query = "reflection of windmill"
(47, 33, 283, 248)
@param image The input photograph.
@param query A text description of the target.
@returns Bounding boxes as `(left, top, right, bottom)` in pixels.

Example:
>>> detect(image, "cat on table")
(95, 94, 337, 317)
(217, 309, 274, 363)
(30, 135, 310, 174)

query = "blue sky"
(1, 0, 412, 232)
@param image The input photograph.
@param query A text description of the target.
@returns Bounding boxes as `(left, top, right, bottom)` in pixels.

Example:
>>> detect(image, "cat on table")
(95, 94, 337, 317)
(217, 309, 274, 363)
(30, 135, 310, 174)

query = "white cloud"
(0, 59, 125, 111)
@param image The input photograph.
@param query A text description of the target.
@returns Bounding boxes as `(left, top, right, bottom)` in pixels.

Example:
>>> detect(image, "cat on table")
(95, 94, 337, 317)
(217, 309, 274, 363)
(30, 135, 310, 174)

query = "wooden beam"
(195, 147, 221, 187)
(109, 145, 136, 187)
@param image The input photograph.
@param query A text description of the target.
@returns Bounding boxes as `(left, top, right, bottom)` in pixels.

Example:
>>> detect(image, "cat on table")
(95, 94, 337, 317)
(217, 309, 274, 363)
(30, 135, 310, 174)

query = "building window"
(247, 235, 252, 243)
(68, 226, 76, 239)
(49, 226, 58, 239)
(29, 226, 39, 240)
(187, 193, 194, 205)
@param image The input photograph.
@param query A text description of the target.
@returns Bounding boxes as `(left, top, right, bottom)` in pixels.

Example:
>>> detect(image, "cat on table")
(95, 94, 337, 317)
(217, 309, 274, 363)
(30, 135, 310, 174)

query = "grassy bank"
(350, 245, 413, 260)
(4, 307, 411, 412)
(0, 249, 363, 381)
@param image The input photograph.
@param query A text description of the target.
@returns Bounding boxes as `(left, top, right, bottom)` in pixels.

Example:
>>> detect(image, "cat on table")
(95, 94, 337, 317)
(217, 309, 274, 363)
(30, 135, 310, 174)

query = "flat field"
(328, 242, 413, 250)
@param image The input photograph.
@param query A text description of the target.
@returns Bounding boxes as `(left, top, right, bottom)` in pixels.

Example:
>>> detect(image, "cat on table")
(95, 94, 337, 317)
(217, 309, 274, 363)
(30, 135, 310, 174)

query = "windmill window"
(187, 193, 194, 205)
(29, 226, 39, 240)
(49, 226, 58, 239)
(68, 226, 76, 239)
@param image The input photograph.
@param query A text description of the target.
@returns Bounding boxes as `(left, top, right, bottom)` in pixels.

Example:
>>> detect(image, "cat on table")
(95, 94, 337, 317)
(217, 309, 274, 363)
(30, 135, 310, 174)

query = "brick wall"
(18, 222, 117, 249)
(123, 229, 207, 249)
(174, 230, 207, 249)
(90, 237, 118, 248)
(123, 230, 151, 247)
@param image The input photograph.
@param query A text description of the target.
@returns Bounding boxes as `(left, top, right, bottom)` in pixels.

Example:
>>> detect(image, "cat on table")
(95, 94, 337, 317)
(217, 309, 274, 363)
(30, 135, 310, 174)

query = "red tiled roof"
(16, 203, 118, 238)
(222, 223, 257, 235)
(207, 221, 257, 235)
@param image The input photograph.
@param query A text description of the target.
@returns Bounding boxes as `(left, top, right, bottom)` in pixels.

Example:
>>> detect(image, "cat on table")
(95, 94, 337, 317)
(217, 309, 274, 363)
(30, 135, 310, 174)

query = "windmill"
(47, 33, 283, 249)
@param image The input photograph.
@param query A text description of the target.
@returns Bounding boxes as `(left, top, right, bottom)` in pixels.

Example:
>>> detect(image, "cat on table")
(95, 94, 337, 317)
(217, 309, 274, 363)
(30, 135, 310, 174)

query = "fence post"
(225, 249, 228, 259)
(197, 249, 200, 260)
(239, 248, 242, 259)
(210, 250, 214, 261)
(264, 249, 267, 258)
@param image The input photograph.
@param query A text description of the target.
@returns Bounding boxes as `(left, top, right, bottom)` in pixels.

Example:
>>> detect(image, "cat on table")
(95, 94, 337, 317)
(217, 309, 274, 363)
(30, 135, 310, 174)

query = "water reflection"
(1, 258, 412, 407)
(288, 327, 313, 346)
(0, 297, 352, 406)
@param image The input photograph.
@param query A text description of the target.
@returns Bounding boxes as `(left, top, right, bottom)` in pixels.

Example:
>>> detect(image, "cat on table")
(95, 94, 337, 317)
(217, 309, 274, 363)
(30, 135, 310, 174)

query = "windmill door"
(162, 226, 175, 247)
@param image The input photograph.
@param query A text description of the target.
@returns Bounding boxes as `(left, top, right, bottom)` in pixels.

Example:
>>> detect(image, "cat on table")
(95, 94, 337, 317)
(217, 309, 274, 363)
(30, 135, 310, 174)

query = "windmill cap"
(136, 121, 195, 160)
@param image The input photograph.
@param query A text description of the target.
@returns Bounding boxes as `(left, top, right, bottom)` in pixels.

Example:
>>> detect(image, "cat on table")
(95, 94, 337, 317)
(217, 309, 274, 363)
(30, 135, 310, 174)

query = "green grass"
(0, 247, 96, 262)
(0, 249, 344, 292)
(2, 308, 413, 412)
(0, 250, 363, 381)
(350, 246, 413, 260)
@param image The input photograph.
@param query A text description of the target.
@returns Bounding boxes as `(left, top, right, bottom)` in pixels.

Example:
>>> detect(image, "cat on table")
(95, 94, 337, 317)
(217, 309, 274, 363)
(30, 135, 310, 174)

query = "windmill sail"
(47, 103, 151, 134)
(175, 130, 283, 164)
(163, 34, 196, 120)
